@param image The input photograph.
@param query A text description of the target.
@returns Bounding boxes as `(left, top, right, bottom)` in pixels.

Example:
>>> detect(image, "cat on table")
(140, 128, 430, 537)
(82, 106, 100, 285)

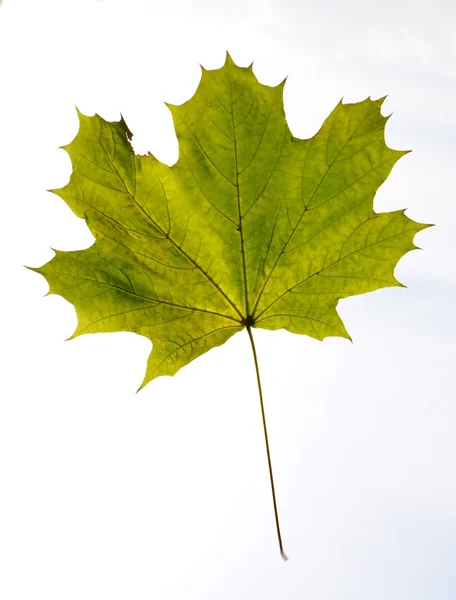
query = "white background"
(0, 0, 455, 598)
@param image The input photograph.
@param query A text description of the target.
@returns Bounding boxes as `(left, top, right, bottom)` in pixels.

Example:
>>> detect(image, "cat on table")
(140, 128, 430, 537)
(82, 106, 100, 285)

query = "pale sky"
(0, 0, 455, 599)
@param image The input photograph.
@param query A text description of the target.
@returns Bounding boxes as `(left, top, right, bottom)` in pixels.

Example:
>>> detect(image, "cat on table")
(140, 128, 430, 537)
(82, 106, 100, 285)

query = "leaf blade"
(34, 56, 429, 386)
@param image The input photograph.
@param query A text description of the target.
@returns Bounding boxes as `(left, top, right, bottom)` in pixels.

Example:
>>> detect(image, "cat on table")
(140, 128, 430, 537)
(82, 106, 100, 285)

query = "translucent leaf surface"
(33, 53, 429, 388)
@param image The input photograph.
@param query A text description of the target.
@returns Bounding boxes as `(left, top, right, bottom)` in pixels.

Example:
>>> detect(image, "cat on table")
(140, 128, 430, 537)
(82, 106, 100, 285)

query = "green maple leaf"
(33, 53, 427, 384)
(31, 53, 429, 559)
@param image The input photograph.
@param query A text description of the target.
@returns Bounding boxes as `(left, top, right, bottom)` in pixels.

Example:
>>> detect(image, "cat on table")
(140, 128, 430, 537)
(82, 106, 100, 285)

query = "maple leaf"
(31, 52, 429, 559)
(33, 52, 427, 384)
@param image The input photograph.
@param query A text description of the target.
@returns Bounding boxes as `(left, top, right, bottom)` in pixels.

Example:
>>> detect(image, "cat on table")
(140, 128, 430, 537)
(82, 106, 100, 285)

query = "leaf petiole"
(246, 325, 288, 561)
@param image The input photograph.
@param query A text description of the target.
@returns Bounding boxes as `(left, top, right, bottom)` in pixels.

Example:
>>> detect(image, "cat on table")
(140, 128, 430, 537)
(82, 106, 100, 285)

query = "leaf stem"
(246, 325, 288, 561)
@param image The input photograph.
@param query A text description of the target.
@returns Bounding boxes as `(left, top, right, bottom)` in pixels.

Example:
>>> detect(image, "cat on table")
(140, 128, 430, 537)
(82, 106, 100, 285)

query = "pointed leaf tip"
(394, 277, 407, 289)
(224, 50, 236, 66)
(75, 106, 85, 120)
(64, 330, 78, 342)
(422, 222, 435, 230)
(24, 264, 39, 273)
(136, 378, 147, 394)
